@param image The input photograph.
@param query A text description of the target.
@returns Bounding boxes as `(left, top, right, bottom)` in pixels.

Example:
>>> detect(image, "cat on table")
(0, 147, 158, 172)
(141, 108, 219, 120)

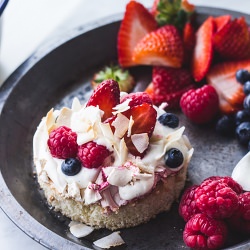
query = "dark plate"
(0, 6, 249, 250)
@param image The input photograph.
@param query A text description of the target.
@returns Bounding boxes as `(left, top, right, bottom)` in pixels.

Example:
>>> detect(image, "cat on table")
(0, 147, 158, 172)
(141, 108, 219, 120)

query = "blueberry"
(215, 115, 236, 136)
(236, 122, 250, 145)
(243, 95, 250, 110)
(244, 81, 250, 95)
(61, 158, 81, 176)
(158, 112, 179, 128)
(164, 148, 184, 168)
(235, 109, 250, 126)
(236, 69, 250, 84)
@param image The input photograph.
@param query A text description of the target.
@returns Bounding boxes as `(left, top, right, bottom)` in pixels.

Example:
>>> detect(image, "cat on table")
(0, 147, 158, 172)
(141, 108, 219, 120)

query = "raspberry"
(228, 192, 250, 234)
(47, 126, 78, 159)
(195, 179, 239, 219)
(77, 141, 111, 169)
(179, 185, 200, 222)
(183, 213, 228, 250)
(180, 85, 219, 124)
(203, 176, 243, 194)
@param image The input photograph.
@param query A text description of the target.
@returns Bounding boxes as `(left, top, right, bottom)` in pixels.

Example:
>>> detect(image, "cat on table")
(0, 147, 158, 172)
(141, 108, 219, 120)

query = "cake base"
(38, 165, 187, 230)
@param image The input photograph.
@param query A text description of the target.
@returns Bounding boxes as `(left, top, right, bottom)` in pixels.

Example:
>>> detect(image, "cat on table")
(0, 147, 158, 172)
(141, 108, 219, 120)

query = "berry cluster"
(47, 126, 111, 176)
(179, 176, 250, 250)
(216, 69, 250, 150)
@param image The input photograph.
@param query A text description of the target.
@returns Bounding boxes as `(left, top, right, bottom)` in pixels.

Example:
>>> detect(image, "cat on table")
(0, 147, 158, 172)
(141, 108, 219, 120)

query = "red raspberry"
(195, 179, 239, 219)
(228, 192, 250, 234)
(179, 185, 200, 222)
(203, 176, 243, 194)
(183, 213, 228, 250)
(47, 126, 78, 159)
(77, 141, 111, 168)
(180, 85, 219, 124)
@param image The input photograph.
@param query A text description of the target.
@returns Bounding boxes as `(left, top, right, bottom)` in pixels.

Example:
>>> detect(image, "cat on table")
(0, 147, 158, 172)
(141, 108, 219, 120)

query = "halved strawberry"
(132, 25, 184, 68)
(214, 15, 231, 32)
(183, 22, 196, 65)
(122, 103, 157, 156)
(117, 1, 158, 67)
(86, 79, 120, 121)
(213, 17, 250, 60)
(207, 60, 250, 114)
(145, 66, 195, 108)
(191, 16, 215, 82)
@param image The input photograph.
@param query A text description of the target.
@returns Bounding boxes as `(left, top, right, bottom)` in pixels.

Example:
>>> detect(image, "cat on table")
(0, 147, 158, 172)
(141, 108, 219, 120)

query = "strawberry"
(183, 22, 196, 65)
(180, 85, 219, 124)
(117, 0, 158, 67)
(213, 17, 250, 60)
(214, 15, 231, 32)
(86, 79, 120, 121)
(122, 103, 157, 156)
(132, 25, 184, 68)
(207, 60, 250, 114)
(145, 66, 195, 108)
(191, 16, 215, 82)
(151, 0, 195, 29)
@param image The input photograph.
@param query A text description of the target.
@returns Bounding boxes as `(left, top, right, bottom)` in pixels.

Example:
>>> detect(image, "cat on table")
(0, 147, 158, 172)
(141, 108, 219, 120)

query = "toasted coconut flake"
(56, 107, 73, 127)
(71, 97, 82, 111)
(45, 108, 56, 133)
(127, 116, 134, 137)
(93, 231, 125, 249)
(112, 113, 130, 138)
(107, 167, 132, 186)
(131, 133, 149, 153)
(112, 99, 131, 115)
(69, 223, 94, 238)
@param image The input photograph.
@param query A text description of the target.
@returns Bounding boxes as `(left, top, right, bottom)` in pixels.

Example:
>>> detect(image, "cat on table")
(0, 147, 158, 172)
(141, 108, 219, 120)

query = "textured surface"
(0, 7, 249, 250)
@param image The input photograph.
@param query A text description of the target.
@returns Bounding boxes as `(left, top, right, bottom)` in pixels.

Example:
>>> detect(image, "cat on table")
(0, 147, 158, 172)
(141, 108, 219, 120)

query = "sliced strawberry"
(213, 17, 250, 60)
(207, 60, 250, 114)
(132, 25, 184, 68)
(183, 22, 196, 65)
(214, 15, 231, 32)
(86, 79, 120, 121)
(122, 103, 157, 156)
(120, 92, 152, 107)
(117, 1, 158, 67)
(191, 16, 215, 82)
(146, 66, 195, 108)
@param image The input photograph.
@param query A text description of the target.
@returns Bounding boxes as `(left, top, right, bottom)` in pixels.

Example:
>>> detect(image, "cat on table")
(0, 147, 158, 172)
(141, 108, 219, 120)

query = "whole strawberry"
(47, 126, 78, 159)
(183, 213, 228, 250)
(179, 185, 200, 222)
(180, 85, 219, 124)
(228, 192, 250, 234)
(77, 141, 111, 169)
(194, 178, 239, 219)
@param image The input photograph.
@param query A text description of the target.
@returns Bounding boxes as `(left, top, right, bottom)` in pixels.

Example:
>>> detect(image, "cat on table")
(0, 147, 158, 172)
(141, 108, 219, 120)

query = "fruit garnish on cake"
(33, 79, 193, 230)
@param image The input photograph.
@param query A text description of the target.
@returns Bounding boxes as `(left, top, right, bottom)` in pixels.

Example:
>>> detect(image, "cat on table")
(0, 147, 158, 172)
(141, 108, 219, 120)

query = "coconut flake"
(127, 116, 134, 137)
(69, 223, 94, 238)
(107, 167, 132, 186)
(71, 97, 82, 111)
(56, 107, 73, 127)
(84, 184, 102, 205)
(112, 99, 131, 115)
(93, 231, 125, 249)
(131, 133, 149, 153)
(112, 113, 130, 138)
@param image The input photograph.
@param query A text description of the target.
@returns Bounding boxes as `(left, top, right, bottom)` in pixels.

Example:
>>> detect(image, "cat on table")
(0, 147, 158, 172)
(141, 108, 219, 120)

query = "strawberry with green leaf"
(92, 65, 135, 93)
(152, 0, 195, 30)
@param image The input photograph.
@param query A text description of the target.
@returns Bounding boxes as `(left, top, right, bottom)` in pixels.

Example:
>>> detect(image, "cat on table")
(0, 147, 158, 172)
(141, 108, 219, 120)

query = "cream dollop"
(232, 151, 250, 191)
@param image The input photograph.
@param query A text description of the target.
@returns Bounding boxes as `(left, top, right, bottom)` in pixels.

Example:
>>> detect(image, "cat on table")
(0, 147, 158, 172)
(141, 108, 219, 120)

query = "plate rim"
(0, 6, 250, 250)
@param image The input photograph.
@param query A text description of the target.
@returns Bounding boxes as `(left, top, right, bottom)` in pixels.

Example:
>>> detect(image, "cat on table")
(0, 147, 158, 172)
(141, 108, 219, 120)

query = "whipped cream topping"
(232, 151, 250, 191)
(33, 95, 193, 211)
